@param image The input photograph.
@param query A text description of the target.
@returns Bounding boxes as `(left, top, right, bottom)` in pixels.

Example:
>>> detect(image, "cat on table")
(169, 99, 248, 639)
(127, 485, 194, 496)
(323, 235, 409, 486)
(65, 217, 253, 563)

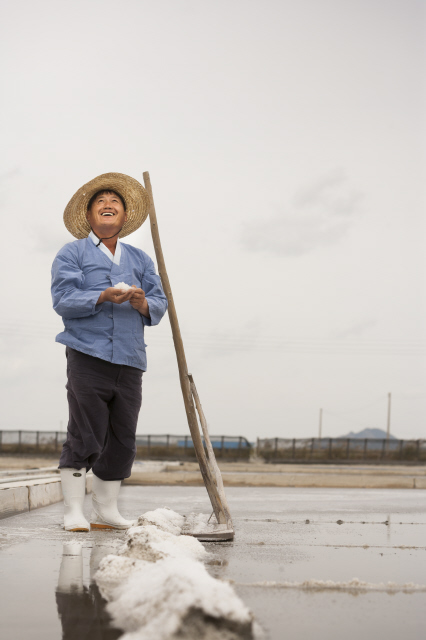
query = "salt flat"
(0, 486, 425, 640)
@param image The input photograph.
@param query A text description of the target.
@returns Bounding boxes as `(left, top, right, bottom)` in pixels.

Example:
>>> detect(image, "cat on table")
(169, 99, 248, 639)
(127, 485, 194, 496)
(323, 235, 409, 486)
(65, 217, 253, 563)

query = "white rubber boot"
(60, 468, 90, 532)
(90, 474, 135, 530)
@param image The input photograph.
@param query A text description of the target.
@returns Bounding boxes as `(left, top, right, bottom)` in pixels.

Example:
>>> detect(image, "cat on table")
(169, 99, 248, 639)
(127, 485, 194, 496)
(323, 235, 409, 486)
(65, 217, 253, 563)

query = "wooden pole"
(142, 171, 229, 525)
(189, 374, 232, 527)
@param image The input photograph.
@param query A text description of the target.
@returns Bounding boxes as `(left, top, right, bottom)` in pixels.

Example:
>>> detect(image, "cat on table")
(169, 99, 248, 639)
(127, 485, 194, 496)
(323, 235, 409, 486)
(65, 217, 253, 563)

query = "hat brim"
(63, 172, 150, 239)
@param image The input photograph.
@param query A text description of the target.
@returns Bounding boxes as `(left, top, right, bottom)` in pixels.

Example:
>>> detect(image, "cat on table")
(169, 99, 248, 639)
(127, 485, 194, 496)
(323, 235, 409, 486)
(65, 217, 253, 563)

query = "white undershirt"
(89, 230, 121, 265)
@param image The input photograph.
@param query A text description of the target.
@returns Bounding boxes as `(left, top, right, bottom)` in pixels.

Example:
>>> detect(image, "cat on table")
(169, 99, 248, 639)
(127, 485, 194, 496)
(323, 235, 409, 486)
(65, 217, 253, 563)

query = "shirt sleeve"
(51, 245, 104, 320)
(141, 254, 168, 327)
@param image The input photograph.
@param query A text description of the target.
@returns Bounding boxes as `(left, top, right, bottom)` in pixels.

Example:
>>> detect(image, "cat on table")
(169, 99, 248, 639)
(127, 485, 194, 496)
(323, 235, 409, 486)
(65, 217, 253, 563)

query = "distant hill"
(338, 428, 397, 440)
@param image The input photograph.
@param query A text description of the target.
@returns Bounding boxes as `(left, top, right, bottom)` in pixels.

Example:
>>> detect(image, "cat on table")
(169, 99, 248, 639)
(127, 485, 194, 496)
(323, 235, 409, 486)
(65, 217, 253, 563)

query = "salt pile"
(95, 508, 254, 640)
(136, 508, 185, 536)
(114, 282, 131, 291)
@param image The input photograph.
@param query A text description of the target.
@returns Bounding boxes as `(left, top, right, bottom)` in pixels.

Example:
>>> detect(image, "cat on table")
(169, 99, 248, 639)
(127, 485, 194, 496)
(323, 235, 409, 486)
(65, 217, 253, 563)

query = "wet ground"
(0, 486, 425, 640)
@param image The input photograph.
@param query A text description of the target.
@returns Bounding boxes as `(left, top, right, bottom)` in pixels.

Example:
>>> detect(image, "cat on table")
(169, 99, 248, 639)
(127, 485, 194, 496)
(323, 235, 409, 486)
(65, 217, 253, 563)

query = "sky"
(0, 0, 424, 441)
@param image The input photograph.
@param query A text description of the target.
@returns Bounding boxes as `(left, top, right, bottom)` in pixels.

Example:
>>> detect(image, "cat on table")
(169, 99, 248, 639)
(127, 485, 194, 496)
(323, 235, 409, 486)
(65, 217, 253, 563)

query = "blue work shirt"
(51, 237, 168, 370)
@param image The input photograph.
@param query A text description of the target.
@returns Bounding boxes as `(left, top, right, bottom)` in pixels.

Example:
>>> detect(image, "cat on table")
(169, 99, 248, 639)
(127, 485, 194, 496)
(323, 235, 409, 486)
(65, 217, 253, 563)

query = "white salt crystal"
(96, 555, 144, 601)
(94, 507, 253, 640)
(123, 524, 206, 562)
(106, 557, 252, 640)
(114, 281, 131, 291)
(136, 508, 185, 536)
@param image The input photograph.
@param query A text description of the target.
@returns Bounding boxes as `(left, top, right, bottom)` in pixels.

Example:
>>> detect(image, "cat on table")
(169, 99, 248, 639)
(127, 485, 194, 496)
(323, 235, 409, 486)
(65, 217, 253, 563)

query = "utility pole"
(386, 393, 391, 451)
(318, 408, 323, 440)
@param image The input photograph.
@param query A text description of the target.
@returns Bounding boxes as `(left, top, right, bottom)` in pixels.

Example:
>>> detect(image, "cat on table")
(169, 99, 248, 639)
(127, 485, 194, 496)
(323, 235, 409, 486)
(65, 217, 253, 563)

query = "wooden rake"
(143, 172, 234, 542)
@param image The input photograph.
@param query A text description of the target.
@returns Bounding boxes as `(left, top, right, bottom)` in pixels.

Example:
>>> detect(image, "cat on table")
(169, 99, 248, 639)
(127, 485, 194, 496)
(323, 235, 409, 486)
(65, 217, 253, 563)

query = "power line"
(0, 321, 425, 356)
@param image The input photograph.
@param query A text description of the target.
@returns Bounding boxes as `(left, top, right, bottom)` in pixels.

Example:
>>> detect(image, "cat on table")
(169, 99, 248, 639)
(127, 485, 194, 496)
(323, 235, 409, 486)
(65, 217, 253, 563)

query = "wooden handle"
(143, 171, 228, 525)
(190, 375, 233, 528)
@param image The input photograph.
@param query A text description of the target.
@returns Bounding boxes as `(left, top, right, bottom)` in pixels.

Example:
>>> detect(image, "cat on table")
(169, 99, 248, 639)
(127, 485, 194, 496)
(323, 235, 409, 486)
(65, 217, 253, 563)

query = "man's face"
(86, 191, 127, 237)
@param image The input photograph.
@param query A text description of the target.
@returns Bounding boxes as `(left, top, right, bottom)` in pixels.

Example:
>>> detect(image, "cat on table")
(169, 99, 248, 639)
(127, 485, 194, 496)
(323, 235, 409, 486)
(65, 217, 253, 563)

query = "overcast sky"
(0, 0, 424, 441)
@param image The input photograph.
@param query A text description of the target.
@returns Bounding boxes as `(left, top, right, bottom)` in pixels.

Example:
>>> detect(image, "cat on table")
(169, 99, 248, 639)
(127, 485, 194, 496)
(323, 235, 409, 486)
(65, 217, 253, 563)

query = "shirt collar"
(89, 230, 121, 265)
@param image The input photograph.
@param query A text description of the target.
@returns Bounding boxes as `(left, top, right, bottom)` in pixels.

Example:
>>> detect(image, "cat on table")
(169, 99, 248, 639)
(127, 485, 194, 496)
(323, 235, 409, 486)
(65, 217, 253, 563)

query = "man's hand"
(97, 286, 150, 317)
(97, 286, 137, 305)
(129, 288, 150, 318)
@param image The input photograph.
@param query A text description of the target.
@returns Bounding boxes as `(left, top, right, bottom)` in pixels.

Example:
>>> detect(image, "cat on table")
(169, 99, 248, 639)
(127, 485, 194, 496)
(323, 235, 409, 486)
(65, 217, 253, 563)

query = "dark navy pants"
(59, 348, 143, 481)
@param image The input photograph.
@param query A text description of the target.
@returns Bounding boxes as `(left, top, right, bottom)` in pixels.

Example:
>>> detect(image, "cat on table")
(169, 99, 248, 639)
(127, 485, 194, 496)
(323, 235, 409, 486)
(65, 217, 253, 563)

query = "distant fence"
(135, 434, 251, 460)
(0, 430, 66, 454)
(1, 431, 424, 464)
(0, 431, 252, 461)
(257, 438, 426, 463)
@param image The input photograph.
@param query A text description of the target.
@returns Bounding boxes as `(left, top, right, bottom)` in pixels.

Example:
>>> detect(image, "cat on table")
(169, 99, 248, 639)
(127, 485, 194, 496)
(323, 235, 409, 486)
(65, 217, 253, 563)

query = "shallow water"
(0, 486, 425, 639)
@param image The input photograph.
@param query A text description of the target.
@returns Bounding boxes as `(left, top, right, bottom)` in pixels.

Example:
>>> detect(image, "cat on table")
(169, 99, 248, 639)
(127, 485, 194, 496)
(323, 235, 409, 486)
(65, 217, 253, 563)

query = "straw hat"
(63, 172, 150, 239)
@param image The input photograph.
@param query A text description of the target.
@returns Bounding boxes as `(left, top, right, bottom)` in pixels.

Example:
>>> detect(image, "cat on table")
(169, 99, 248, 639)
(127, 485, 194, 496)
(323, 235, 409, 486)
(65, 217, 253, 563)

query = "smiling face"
(86, 190, 127, 239)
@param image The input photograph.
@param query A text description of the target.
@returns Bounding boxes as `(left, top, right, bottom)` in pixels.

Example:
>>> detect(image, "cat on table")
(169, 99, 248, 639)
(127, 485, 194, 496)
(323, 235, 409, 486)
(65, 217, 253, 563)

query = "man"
(51, 172, 168, 532)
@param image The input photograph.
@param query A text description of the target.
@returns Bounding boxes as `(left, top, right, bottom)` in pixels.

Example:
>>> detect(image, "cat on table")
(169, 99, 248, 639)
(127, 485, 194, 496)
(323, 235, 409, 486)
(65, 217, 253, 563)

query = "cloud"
(0, 167, 22, 210)
(0, 166, 21, 184)
(333, 319, 377, 339)
(241, 171, 362, 256)
(30, 224, 73, 254)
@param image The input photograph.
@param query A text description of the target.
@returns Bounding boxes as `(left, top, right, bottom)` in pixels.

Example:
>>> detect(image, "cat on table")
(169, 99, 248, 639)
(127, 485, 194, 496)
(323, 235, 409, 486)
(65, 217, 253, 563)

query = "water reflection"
(56, 542, 121, 640)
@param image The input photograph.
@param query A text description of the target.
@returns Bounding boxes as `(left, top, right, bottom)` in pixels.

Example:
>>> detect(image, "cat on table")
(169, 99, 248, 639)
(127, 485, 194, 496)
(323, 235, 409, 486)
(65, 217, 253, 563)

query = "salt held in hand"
(114, 282, 132, 292)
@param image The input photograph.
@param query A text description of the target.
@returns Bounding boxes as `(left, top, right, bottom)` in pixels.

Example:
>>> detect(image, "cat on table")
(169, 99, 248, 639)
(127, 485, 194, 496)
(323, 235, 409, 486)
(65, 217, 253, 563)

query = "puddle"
(0, 538, 123, 640)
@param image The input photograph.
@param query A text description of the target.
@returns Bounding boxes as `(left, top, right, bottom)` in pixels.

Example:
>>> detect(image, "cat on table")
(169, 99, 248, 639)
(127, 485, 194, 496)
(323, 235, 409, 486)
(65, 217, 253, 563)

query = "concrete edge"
(0, 473, 93, 519)
(0, 466, 59, 477)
